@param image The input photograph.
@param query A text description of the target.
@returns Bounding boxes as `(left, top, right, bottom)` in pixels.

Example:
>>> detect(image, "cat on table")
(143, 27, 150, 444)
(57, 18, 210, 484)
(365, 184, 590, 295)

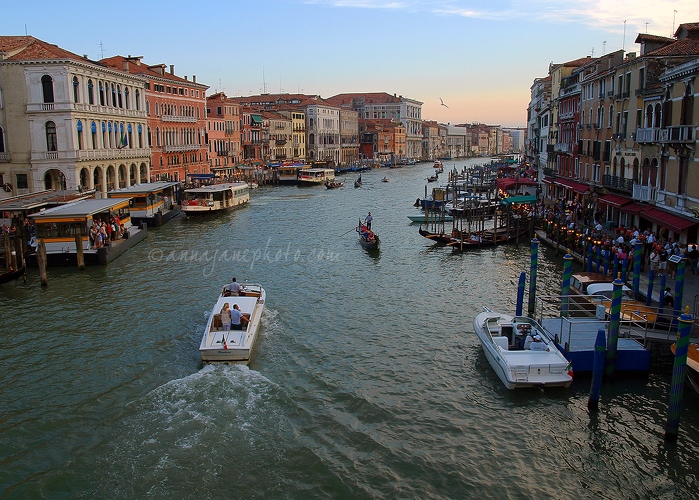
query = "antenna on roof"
(98, 41, 105, 60)
(622, 20, 626, 52)
(25, 24, 28, 36)
(591, 47, 595, 57)
(673, 10, 677, 36)
(602, 41, 607, 55)
(645, 22, 649, 33)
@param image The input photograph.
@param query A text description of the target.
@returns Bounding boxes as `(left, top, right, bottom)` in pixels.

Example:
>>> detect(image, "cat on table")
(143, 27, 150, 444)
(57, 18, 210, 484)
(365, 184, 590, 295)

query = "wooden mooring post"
(75, 233, 85, 270)
(37, 239, 48, 286)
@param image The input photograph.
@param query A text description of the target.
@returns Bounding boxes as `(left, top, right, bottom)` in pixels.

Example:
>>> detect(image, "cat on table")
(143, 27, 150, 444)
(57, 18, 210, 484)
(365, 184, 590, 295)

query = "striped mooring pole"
(665, 308, 693, 442)
(528, 238, 539, 315)
(516, 271, 526, 316)
(561, 253, 573, 317)
(605, 277, 624, 380)
(588, 328, 607, 411)
(633, 241, 642, 301)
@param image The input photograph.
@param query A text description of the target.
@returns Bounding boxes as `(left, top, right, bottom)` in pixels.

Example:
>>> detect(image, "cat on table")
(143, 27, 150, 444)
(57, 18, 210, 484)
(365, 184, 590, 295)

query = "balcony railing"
(554, 143, 572, 153)
(633, 184, 657, 202)
(163, 143, 202, 153)
(602, 174, 633, 193)
(161, 114, 197, 123)
(635, 127, 660, 143)
(664, 125, 694, 143)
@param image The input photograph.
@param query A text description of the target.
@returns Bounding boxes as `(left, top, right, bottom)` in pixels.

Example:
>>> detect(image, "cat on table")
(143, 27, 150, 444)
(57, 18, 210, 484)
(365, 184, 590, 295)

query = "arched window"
(135, 89, 140, 111)
(73, 76, 79, 103)
(99, 81, 105, 106)
(111, 84, 117, 107)
(87, 79, 94, 105)
(91, 121, 97, 149)
(124, 88, 130, 109)
(117, 85, 123, 108)
(0, 126, 5, 153)
(76, 120, 83, 149)
(41, 75, 54, 103)
(45, 121, 57, 151)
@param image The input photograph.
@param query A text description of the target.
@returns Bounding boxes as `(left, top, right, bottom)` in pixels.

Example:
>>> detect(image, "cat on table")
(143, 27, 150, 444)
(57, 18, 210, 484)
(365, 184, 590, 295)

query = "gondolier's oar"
(340, 226, 358, 236)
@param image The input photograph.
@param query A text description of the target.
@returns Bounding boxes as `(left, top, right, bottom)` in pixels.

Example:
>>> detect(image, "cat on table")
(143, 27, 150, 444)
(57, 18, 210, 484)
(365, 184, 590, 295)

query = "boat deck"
(541, 317, 650, 372)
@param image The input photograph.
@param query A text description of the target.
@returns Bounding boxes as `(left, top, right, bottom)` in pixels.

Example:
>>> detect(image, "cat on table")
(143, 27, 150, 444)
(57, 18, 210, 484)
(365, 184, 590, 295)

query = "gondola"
(0, 264, 26, 284)
(357, 221, 379, 250)
(325, 180, 345, 189)
(354, 175, 362, 188)
(426, 174, 439, 182)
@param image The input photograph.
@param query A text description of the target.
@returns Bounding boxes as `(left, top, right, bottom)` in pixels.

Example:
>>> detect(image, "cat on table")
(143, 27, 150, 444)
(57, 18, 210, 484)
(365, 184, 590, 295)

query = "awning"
(641, 207, 697, 233)
(495, 177, 538, 190)
(619, 202, 647, 215)
(187, 173, 216, 179)
(597, 193, 632, 208)
(554, 178, 590, 193)
(500, 195, 538, 205)
(251, 115, 263, 124)
(542, 177, 554, 185)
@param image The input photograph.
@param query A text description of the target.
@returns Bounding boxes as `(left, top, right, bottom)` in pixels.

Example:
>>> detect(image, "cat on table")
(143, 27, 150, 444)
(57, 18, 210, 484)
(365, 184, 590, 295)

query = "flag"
(118, 132, 128, 149)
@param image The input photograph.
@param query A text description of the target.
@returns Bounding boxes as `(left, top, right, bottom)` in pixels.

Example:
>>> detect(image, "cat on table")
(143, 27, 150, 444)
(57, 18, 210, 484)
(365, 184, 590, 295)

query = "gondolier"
(365, 212, 373, 230)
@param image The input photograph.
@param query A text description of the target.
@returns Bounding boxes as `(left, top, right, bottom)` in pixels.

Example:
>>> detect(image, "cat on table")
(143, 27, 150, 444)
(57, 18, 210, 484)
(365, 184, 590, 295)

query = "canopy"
(500, 195, 538, 205)
(187, 173, 216, 179)
(496, 177, 538, 190)
(641, 207, 696, 233)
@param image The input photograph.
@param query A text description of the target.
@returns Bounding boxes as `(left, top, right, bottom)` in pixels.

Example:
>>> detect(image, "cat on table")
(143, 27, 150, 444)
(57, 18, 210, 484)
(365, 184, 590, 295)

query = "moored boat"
(181, 182, 249, 215)
(0, 264, 26, 284)
(298, 168, 335, 186)
(473, 309, 573, 389)
(200, 283, 266, 363)
(408, 213, 453, 223)
(325, 180, 345, 189)
(671, 343, 699, 394)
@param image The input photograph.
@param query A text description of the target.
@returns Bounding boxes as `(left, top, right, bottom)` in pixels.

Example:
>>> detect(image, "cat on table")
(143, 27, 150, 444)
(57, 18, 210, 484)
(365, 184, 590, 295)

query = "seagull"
(440, 98, 449, 108)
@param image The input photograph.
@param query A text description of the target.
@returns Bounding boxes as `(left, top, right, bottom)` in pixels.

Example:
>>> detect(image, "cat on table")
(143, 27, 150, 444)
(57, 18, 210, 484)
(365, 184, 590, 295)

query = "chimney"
(83, 54, 88, 59)
(184, 76, 188, 81)
(627, 52, 636, 59)
(170, 64, 175, 75)
(123, 61, 129, 71)
(193, 75, 196, 83)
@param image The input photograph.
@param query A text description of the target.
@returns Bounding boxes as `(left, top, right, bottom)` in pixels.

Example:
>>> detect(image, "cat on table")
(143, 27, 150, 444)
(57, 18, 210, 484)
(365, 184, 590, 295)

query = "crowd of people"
(88, 216, 126, 249)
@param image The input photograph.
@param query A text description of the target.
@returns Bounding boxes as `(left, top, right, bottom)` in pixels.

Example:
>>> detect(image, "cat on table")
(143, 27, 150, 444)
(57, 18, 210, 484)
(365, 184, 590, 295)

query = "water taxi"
(297, 168, 335, 186)
(200, 283, 266, 363)
(181, 182, 249, 215)
(473, 308, 573, 389)
(276, 162, 308, 185)
(108, 181, 181, 226)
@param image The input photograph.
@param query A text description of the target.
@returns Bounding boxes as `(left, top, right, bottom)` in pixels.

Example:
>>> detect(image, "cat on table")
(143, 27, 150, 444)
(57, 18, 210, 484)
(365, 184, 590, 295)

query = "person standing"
(365, 212, 373, 230)
(223, 277, 243, 296)
(220, 303, 232, 330)
(689, 245, 699, 275)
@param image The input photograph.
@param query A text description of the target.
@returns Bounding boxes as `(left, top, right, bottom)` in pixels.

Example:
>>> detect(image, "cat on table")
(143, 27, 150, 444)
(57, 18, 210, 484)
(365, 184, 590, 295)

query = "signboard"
(668, 254, 683, 264)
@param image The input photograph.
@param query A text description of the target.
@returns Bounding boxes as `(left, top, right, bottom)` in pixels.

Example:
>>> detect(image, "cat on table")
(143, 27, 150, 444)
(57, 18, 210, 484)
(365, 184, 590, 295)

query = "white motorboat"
(199, 283, 266, 362)
(182, 182, 250, 215)
(473, 308, 573, 389)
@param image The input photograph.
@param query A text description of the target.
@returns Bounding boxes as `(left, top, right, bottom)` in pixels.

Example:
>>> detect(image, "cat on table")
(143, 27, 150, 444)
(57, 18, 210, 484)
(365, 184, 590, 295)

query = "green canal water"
(1, 159, 699, 498)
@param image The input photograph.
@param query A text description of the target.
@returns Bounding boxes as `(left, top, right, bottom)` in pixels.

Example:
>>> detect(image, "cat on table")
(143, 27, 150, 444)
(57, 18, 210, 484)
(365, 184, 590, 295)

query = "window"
(73, 76, 80, 103)
(124, 88, 129, 109)
(117, 85, 123, 108)
(87, 79, 94, 105)
(0, 126, 5, 152)
(77, 120, 83, 149)
(16, 173, 28, 189)
(135, 89, 140, 111)
(91, 121, 97, 149)
(41, 75, 54, 103)
(99, 81, 105, 106)
(45, 121, 57, 151)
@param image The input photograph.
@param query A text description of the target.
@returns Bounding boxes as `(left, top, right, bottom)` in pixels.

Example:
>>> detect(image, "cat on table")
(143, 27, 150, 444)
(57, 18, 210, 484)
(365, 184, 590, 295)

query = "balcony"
(664, 125, 694, 143)
(163, 143, 201, 153)
(554, 143, 572, 153)
(612, 133, 626, 141)
(635, 127, 660, 143)
(602, 174, 633, 193)
(162, 114, 197, 123)
(633, 184, 657, 202)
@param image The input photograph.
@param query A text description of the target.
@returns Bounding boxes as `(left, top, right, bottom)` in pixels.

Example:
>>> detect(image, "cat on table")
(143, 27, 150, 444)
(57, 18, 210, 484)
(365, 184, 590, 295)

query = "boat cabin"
(182, 182, 250, 213)
(297, 168, 335, 185)
(108, 181, 180, 226)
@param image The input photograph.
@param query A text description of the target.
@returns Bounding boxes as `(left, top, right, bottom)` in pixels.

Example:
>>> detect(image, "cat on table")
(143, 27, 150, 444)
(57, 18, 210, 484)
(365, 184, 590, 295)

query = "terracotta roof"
(635, 33, 675, 44)
(327, 92, 405, 105)
(645, 38, 699, 57)
(100, 55, 207, 87)
(675, 22, 699, 38)
(0, 36, 91, 63)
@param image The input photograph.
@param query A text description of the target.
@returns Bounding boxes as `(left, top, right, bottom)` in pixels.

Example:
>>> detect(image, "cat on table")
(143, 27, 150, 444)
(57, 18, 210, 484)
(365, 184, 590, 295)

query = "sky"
(3, 0, 699, 128)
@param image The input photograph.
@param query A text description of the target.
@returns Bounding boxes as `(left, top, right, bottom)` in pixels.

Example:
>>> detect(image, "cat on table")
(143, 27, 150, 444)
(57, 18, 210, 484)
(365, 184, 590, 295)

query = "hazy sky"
(3, 1, 698, 127)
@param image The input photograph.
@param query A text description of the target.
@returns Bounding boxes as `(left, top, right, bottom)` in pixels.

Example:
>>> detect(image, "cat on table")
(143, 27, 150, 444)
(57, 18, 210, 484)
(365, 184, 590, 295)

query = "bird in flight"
(440, 98, 448, 108)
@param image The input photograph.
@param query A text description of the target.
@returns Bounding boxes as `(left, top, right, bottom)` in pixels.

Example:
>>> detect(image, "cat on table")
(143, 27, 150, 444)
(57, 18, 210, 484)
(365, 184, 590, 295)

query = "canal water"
(1, 159, 699, 498)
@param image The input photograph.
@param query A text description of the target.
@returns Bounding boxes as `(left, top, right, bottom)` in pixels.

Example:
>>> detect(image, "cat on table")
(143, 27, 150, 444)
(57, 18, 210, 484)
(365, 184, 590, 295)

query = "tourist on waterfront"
(650, 247, 660, 274)
(220, 303, 232, 330)
(689, 245, 699, 275)
(658, 245, 668, 275)
(663, 288, 674, 307)
(231, 303, 250, 330)
(224, 277, 243, 296)
(365, 212, 373, 230)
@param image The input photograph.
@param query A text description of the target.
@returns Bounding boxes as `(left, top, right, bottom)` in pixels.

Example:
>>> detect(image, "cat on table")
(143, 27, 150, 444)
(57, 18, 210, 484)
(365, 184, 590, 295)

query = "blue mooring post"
(612, 253, 619, 279)
(621, 257, 628, 283)
(633, 241, 642, 300)
(646, 270, 655, 307)
(528, 238, 539, 315)
(595, 243, 602, 274)
(659, 273, 668, 316)
(673, 258, 687, 322)
(605, 277, 624, 380)
(588, 329, 607, 411)
(561, 253, 573, 317)
(516, 271, 526, 316)
(587, 242, 593, 272)
(665, 308, 693, 442)
(603, 249, 610, 277)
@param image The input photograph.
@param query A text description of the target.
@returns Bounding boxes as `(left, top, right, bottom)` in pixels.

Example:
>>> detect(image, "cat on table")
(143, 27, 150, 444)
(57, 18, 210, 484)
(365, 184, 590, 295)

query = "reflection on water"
(1, 159, 698, 498)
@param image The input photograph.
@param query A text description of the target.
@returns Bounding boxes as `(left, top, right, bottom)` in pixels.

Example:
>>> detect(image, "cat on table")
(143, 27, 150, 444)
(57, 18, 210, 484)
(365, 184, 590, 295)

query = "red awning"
(597, 193, 632, 208)
(619, 202, 648, 215)
(641, 207, 697, 233)
(542, 177, 553, 185)
(496, 177, 538, 190)
(553, 178, 590, 193)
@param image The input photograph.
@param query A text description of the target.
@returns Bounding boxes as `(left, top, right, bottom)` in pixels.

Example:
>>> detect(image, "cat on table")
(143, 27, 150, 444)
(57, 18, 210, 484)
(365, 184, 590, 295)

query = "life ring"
(3, 183, 12, 193)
